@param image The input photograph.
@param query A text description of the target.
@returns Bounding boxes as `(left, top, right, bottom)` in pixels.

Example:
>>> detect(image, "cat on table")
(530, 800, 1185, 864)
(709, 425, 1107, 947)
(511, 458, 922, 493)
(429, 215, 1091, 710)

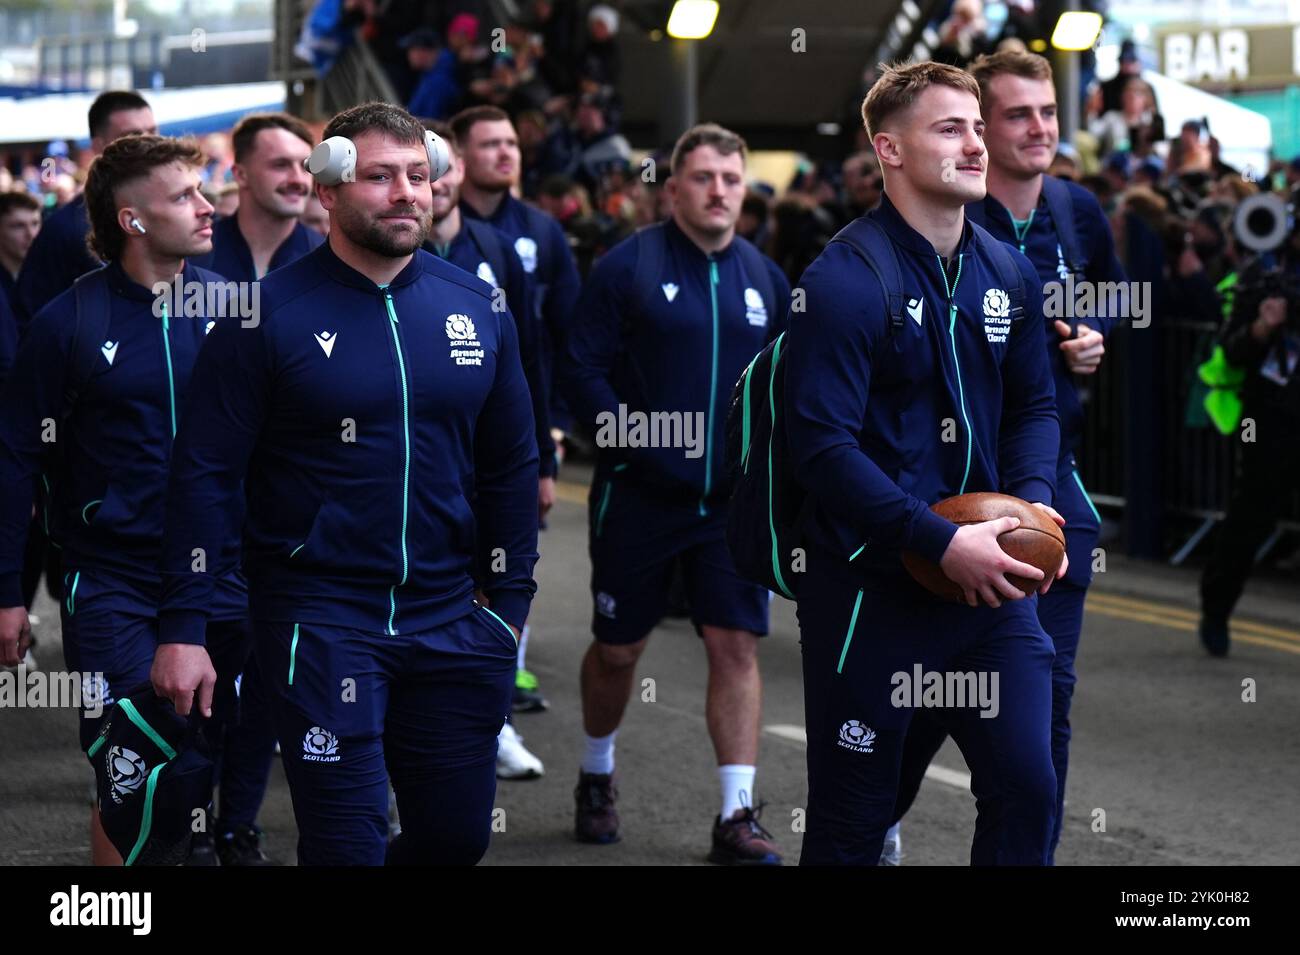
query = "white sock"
(581, 731, 616, 775)
(718, 764, 756, 820)
(516, 624, 529, 670)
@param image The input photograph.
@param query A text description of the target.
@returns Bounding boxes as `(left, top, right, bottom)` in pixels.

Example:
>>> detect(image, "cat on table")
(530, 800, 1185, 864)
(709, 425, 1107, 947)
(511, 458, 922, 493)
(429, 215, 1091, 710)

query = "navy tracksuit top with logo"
(783, 194, 1059, 577)
(190, 214, 323, 282)
(424, 223, 557, 478)
(157, 241, 539, 646)
(0, 261, 245, 608)
(461, 194, 581, 409)
(563, 217, 791, 508)
(970, 178, 1126, 465)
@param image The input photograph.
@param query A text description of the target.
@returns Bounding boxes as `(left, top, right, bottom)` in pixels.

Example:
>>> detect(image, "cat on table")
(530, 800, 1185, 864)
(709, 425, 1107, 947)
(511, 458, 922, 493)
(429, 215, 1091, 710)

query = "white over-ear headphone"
(305, 130, 452, 186)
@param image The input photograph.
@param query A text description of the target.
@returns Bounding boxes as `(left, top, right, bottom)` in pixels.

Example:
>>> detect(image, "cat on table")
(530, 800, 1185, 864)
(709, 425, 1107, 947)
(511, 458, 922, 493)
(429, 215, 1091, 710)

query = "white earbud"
(303, 131, 452, 185)
(424, 129, 452, 181)
(130, 217, 147, 235)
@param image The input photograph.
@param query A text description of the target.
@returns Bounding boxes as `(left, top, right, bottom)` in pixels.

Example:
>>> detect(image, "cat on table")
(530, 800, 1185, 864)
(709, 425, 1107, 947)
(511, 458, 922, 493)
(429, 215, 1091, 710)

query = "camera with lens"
(1233, 189, 1298, 255)
(1232, 188, 1300, 330)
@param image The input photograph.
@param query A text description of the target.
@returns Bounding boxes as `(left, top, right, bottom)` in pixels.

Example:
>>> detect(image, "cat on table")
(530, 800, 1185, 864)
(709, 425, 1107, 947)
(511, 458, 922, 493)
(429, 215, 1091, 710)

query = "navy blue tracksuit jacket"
(190, 214, 323, 282)
(0, 284, 16, 387)
(563, 218, 791, 510)
(157, 241, 540, 645)
(461, 193, 582, 427)
(424, 222, 556, 477)
(14, 195, 99, 330)
(785, 193, 1060, 577)
(970, 178, 1126, 466)
(0, 261, 244, 610)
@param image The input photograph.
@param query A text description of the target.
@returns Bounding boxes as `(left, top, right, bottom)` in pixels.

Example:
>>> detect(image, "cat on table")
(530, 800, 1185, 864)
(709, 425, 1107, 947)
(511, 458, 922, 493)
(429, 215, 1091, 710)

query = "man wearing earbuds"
(153, 102, 540, 866)
(15, 91, 158, 328)
(0, 134, 250, 865)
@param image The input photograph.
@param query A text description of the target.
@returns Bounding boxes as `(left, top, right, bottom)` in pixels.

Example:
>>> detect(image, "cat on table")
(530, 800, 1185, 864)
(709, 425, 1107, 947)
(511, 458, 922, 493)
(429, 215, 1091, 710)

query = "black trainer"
(216, 823, 273, 866)
(184, 832, 220, 866)
(709, 804, 782, 866)
(1199, 615, 1230, 657)
(574, 771, 620, 844)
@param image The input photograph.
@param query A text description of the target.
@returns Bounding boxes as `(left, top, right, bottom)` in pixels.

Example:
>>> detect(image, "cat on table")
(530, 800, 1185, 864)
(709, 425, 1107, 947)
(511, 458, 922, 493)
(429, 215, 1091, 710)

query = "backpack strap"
(731, 235, 778, 326)
(969, 222, 1027, 324)
(67, 266, 113, 410)
(827, 217, 907, 335)
(463, 217, 510, 294)
(1040, 175, 1085, 277)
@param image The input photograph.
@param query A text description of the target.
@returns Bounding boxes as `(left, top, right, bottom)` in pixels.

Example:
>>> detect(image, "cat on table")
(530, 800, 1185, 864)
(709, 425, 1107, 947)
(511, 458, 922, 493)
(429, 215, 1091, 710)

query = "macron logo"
(662, 282, 679, 303)
(314, 331, 336, 358)
(906, 298, 923, 326)
(101, 341, 118, 366)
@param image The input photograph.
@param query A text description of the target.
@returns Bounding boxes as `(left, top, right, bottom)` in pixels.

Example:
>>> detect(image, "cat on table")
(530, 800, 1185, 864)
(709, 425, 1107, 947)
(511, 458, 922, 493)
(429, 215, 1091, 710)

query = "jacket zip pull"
(700, 259, 720, 517)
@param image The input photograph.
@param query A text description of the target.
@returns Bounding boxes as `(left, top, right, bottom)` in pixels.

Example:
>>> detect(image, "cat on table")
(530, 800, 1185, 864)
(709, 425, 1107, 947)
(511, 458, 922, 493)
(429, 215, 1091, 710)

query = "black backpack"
(87, 687, 215, 866)
(724, 217, 1026, 598)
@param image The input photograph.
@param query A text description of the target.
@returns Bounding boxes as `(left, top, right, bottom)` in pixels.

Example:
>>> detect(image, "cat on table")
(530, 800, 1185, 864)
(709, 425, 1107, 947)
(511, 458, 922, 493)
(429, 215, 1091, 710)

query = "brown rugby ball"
(901, 492, 1066, 603)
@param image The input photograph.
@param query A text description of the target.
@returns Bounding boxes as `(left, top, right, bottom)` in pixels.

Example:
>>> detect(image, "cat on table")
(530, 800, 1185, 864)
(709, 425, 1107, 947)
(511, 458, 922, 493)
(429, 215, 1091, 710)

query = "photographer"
(1199, 192, 1300, 656)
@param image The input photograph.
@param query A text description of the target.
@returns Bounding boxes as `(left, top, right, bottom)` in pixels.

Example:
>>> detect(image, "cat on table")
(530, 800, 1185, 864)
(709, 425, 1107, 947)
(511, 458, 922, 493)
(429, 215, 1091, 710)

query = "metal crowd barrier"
(1077, 316, 1300, 565)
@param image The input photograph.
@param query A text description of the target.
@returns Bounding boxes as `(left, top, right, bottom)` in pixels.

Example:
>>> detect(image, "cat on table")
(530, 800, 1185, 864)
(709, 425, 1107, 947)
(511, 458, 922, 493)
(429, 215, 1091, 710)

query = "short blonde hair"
(861, 61, 982, 140)
(969, 50, 1054, 109)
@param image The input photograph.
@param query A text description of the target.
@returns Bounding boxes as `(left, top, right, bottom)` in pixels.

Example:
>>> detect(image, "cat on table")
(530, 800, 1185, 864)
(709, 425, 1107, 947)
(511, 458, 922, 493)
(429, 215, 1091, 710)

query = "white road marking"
(763, 724, 972, 792)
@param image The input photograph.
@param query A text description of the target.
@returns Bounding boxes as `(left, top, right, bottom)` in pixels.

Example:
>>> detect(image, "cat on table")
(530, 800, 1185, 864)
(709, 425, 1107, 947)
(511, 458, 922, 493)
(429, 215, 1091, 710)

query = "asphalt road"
(3, 467, 1298, 866)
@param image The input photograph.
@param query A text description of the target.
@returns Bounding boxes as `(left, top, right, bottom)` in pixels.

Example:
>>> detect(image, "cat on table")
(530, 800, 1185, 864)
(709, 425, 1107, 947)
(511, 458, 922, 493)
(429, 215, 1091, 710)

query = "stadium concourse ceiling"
(618, 0, 922, 147)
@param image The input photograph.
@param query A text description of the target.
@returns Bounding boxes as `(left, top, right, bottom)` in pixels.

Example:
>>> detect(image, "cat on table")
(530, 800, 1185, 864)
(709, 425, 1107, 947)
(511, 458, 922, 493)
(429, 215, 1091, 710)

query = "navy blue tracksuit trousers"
(798, 564, 1057, 866)
(892, 461, 1098, 861)
(254, 605, 516, 866)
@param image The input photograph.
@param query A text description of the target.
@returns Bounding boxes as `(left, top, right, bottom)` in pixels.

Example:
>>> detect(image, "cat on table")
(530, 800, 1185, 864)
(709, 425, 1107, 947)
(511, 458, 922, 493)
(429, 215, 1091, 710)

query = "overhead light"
(1050, 11, 1103, 51)
(667, 0, 719, 40)
(817, 122, 841, 136)
(1029, 38, 1049, 53)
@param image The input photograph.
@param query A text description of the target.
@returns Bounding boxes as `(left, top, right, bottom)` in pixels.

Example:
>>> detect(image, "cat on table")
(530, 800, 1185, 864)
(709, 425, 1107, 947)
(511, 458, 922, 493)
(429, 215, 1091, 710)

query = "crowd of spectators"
(5, 1, 1299, 314)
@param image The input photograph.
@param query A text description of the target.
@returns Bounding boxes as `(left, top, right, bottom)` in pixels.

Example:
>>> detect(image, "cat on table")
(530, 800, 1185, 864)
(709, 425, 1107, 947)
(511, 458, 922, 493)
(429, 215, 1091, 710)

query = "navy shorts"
(254, 605, 516, 865)
(58, 567, 250, 752)
(587, 470, 770, 645)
